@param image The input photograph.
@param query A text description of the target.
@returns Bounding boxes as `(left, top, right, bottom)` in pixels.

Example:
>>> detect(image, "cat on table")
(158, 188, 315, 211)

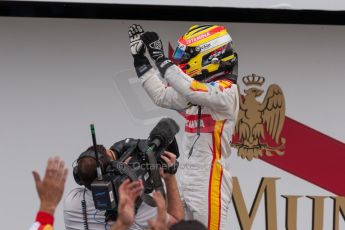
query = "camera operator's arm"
(148, 191, 168, 230)
(111, 179, 143, 230)
(161, 151, 185, 226)
(30, 157, 68, 230)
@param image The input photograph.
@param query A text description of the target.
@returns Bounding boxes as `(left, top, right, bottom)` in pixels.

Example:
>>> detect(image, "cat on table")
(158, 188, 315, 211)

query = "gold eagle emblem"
(232, 74, 286, 160)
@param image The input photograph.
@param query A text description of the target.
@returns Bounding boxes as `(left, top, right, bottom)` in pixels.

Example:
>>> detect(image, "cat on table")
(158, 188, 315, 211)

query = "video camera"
(90, 117, 180, 217)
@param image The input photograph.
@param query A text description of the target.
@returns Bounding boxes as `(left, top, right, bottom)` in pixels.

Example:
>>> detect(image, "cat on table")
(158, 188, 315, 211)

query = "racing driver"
(128, 24, 239, 230)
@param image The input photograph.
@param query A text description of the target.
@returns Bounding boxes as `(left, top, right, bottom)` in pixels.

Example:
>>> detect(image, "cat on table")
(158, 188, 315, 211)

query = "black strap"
(188, 106, 201, 159)
(109, 161, 157, 207)
(146, 147, 166, 199)
(140, 193, 156, 207)
(81, 189, 89, 230)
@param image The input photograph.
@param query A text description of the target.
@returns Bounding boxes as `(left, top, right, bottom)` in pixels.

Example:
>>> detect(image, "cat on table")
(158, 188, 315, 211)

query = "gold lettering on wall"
(231, 177, 345, 229)
(307, 196, 327, 230)
(282, 195, 302, 230)
(331, 196, 345, 230)
(232, 177, 279, 230)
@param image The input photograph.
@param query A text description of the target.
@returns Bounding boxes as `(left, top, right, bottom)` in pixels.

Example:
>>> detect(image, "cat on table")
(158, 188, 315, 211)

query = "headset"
(72, 149, 109, 230)
(72, 150, 107, 186)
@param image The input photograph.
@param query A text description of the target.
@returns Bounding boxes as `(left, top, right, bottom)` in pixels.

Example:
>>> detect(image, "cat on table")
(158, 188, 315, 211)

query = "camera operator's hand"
(148, 191, 168, 230)
(160, 151, 178, 180)
(124, 156, 132, 164)
(32, 156, 68, 215)
(112, 179, 143, 230)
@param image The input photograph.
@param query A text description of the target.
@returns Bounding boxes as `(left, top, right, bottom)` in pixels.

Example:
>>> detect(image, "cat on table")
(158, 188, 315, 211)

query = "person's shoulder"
(63, 187, 88, 208)
(66, 187, 86, 196)
(214, 79, 234, 89)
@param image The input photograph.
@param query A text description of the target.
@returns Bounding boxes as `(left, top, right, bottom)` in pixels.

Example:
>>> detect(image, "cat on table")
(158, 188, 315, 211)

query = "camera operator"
(63, 140, 184, 230)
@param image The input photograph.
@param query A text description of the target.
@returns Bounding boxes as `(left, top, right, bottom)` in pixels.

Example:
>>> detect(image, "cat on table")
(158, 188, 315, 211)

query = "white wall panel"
(17, 0, 345, 11)
(1, 17, 344, 229)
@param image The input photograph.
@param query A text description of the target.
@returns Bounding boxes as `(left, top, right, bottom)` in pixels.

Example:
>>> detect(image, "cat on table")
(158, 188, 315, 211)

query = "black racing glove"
(141, 31, 174, 77)
(129, 24, 152, 77)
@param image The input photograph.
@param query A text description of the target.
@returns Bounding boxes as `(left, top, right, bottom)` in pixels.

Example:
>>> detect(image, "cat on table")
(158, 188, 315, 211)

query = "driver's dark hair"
(170, 220, 207, 230)
(77, 145, 110, 189)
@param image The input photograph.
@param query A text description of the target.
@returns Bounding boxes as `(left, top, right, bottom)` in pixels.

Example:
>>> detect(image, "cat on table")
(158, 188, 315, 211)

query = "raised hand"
(32, 156, 68, 215)
(148, 191, 168, 230)
(113, 179, 143, 230)
(141, 31, 174, 76)
(141, 32, 165, 62)
(128, 24, 152, 77)
(129, 24, 145, 57)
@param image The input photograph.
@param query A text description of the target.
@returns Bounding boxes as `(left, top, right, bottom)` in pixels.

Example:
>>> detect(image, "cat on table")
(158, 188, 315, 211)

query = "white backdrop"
(0, 17, 345, 229)
(16, 0, 345, 11)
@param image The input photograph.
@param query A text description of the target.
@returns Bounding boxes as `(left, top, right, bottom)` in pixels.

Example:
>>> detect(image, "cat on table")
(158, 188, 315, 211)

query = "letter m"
(232, 177, 279, 230)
